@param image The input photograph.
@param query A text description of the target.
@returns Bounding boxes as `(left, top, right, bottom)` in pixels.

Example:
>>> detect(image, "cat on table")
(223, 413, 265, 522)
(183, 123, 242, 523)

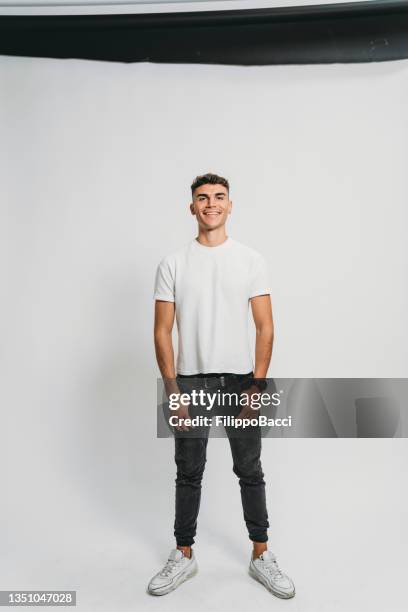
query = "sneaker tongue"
(168, 549, 184, 561)
(260, 550, 274, 562)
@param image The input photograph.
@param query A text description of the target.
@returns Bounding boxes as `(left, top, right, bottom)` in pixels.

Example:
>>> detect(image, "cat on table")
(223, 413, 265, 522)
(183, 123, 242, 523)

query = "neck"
(196, 226, 228, 247)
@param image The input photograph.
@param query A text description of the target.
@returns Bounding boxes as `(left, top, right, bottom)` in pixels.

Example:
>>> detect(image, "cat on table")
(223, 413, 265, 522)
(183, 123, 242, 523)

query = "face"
(190, 183, 232, 230)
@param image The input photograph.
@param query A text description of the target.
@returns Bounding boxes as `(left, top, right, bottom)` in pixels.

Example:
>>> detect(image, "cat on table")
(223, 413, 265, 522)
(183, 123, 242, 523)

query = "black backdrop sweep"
(0, 0, 408, 64)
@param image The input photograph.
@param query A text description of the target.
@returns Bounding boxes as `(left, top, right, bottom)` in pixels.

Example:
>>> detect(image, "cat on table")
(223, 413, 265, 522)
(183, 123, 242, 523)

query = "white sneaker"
(147, 548, 198, 596)
(249, 550, 295, 599)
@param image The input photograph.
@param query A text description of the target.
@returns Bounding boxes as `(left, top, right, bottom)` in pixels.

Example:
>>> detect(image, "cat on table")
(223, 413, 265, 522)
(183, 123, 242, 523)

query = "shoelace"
(159, 558, 180, 577)
(263, 555, 284, 578)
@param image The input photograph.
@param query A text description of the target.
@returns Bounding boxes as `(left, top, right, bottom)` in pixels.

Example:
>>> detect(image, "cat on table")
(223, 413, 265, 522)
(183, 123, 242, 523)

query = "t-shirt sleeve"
(249, 253, 271, 298)
(153, 257, 175, 302)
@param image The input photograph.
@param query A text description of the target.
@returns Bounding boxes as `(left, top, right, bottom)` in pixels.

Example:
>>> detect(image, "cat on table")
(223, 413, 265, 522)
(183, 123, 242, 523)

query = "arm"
(250, 294, 274, 378)
(237, 294, 273, 418)
(154, 300, 178, 394)
(154, 300, 190, 431)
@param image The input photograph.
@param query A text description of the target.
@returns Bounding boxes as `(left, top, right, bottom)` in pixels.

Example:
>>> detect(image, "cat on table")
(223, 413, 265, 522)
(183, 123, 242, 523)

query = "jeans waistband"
(177, 371, 253, 389)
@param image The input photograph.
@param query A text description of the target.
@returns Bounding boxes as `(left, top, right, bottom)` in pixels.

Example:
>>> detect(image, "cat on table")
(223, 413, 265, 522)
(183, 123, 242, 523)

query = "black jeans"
(173, 371, 269, 546)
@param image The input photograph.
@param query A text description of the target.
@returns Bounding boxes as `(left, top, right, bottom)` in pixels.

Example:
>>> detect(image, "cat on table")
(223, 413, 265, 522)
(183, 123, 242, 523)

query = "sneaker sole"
(148, 562, 198, 596)
(249, 564, 296, 599)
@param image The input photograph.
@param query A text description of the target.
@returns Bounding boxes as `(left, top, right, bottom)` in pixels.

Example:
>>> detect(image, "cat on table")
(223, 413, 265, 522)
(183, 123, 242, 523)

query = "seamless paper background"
(1, 55, 408, 611)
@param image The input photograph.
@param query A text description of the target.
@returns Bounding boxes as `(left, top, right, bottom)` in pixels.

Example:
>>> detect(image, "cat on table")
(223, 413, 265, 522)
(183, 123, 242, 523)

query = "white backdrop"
(1, 55, 408, 611)
(0, 0, 375, 17)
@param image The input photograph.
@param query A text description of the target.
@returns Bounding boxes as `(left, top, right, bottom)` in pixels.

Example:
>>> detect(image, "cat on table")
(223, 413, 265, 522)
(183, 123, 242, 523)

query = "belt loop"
(220, 375, 225, 387)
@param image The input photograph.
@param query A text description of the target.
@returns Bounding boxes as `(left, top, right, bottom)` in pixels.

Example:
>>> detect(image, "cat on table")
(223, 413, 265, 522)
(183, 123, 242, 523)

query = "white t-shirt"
(153, 237, 271, 375)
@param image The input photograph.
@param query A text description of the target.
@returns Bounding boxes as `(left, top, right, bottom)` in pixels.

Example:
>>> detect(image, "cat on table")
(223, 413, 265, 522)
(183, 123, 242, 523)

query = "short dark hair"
(191, 172, 230, 197)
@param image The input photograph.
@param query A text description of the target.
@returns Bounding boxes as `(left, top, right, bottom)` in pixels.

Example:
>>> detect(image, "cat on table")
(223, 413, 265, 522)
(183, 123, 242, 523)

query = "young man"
(148, 173, 295, 599)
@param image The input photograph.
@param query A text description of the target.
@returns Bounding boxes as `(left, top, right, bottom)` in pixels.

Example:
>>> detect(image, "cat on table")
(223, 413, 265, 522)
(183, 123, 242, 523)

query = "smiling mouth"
(203, 211, 222, 216)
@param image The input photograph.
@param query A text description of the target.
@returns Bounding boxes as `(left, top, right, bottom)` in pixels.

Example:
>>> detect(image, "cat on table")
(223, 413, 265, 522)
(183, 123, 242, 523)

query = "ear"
(190, 202, 196, 215)
(229, 200, 233, 214)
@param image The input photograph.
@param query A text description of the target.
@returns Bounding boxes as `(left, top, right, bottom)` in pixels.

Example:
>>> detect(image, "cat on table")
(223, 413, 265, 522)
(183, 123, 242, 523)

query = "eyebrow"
(196, 192, 226, 198)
